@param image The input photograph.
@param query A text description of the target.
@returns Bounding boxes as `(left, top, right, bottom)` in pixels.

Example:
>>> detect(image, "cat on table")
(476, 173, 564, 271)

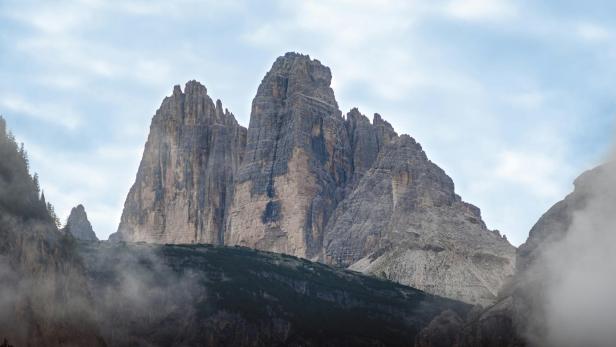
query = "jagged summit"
(63, 204, 98, 241)
(115, 52, 515, 305)
(111, 79, 247, 244)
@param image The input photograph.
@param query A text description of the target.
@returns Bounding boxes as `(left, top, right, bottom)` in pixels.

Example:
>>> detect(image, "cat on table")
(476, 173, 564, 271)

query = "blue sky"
(1, 0, 614, 245)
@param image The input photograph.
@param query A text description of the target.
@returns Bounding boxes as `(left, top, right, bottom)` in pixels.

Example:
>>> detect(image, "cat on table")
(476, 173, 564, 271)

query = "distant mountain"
(110, 52, 515, 306)
(63, 204, 98, 241)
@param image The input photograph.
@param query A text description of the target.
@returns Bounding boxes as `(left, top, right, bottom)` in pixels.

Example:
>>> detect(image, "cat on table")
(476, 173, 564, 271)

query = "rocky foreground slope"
(111, 52, 515, 306)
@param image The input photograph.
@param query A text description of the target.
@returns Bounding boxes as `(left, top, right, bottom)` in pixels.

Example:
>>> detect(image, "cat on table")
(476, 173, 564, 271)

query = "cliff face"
(115, 53, 515, 306)
(112, 81, 247, 244)
(225, 53, 353, 259)
(63, 204, 98, 241)
(324, 135, 515, 306)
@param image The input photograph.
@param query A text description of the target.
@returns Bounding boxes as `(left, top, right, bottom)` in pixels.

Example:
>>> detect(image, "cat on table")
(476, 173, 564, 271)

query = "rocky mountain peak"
(63, 204, 98, 241)
(259, 52, 338, 110)
(111, 80, 247, 244)
(119, 52, 515, 306)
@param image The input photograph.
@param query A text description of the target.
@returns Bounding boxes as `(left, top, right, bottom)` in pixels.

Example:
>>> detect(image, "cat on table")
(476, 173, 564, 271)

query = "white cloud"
(445, 0, 517, 21)
(495, 150, 566, 199)
(0, 94, 82, 129)
(576, 22, 611, 42)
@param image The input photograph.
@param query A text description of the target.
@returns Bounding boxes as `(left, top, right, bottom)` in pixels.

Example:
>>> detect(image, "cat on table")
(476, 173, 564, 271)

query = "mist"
(530, 160, 616, 346)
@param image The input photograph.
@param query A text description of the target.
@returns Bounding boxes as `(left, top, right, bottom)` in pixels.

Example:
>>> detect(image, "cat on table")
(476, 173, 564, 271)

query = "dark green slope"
(78, 242, 471, 347)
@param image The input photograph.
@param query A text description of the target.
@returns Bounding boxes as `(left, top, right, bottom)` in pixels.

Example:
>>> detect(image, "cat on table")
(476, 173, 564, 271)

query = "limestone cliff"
(112, 81, 247, 244)
(225, 52, 353, 259)
(63, 204, 98, 241)
(324, 135, 515, 306)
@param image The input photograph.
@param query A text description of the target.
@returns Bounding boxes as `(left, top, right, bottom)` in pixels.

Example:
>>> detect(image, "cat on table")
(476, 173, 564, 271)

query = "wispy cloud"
(576, 22, 611, 42)
(444, 0, 517, 21)
(0, 94, 82, 129)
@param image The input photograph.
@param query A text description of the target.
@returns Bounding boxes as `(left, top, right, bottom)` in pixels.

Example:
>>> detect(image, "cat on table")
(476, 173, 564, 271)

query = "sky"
(0, 0, 614, 245)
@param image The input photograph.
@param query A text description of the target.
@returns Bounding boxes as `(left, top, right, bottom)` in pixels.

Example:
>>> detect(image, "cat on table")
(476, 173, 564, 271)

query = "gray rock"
(226, 52, 353, 259)
(63, 204, 98, 241)
(345, 108, 397, 186)
(324, 135, 516, 306)
(111, 80, 247, 244)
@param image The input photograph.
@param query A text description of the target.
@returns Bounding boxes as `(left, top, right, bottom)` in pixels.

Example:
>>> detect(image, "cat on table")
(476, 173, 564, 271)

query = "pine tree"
(46, 202, 61, 229)
(33, 173, 40, 194)
(19, 143, 29, 172)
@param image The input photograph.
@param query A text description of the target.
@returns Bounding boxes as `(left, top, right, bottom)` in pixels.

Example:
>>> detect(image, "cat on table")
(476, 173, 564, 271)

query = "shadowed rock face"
(111, 81, 247, 244)
(114, 53, 515, 306)
(63, 204, 98, 241)
(324, 135, 515, 306)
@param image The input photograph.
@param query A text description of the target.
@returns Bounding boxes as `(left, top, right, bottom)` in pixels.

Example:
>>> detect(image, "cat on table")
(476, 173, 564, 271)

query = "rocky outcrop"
(324, 135, 516, 306)
(111, 81, 247, 244)
(63, 204, 98, 241)
(345, 108, 397, 186)
(225, 53, 353, 259)
(116, 53, 515, 306)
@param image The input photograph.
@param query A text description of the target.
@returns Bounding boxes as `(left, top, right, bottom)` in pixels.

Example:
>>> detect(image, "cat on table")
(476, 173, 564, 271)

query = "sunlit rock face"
(63, 204, 98, 241)
(115, 53, 515, 306)
(225, 52, 354, 260)
(112, 80, 247, 244)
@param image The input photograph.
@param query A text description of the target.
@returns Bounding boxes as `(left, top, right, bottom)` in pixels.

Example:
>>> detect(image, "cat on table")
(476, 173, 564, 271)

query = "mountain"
(0, 117, 105, 346)
(63, 204, 98, 241)
(111, 52, 515, 306)
(78, 241, 471, 346)
(112, 81, 247, 244)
